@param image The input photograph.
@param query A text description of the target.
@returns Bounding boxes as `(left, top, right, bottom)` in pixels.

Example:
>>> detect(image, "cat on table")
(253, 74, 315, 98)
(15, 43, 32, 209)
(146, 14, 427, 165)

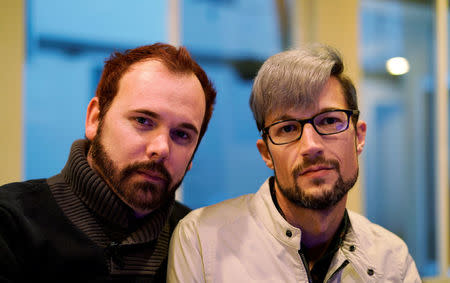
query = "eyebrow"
(134, 109, 199, 135)
(272, 107, 343, 122)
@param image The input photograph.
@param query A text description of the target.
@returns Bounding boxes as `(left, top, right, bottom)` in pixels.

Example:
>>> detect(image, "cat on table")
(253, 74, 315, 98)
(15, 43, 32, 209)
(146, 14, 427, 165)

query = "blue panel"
(30, 0, 167, 45)
(183, 0, 281, 58)
(25, 52, 93, 178)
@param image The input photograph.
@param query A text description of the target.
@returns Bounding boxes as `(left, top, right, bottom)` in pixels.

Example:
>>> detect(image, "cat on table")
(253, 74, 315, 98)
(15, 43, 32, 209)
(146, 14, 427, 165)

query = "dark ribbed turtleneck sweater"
(47, 139, 175, 277)
(0, 140, 190, 282)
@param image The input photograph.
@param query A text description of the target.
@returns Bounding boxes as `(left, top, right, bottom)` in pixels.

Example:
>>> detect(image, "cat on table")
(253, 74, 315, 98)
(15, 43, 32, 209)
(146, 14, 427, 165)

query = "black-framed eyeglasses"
(261, 109, 360, 145)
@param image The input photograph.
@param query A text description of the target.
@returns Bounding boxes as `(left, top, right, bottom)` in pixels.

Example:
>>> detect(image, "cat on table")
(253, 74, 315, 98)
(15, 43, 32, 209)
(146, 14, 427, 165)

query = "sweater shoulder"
(0, 179, 50, 202)
(0, 179, 57, 222)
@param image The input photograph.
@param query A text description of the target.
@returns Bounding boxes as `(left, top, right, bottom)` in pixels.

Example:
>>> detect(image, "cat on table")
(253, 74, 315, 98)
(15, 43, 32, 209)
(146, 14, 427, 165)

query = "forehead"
(265, 77, 347, 124)
(111, 60, 205, 128)
(121, 59, 177, 85)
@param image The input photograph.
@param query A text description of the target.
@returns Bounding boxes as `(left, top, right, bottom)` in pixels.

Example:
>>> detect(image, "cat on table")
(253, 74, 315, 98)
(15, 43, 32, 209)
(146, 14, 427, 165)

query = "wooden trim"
(0, 0, 24, 185)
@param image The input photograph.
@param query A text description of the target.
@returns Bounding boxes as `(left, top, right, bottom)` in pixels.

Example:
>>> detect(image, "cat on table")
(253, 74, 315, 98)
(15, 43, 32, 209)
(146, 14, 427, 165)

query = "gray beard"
(274, 165, 358, 210)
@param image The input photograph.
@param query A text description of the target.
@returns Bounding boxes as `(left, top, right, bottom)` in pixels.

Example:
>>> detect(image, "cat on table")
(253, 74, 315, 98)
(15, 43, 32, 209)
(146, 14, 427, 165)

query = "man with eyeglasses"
(167, 44, 421, 282)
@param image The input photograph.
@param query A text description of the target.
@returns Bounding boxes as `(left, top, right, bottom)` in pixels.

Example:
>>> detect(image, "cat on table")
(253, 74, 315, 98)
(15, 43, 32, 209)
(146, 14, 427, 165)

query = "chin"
(298, 179, 331, 191)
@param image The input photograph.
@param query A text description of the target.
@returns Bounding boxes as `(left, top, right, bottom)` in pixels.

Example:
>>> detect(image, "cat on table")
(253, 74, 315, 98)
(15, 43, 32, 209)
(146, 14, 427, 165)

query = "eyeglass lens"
(267, 110, 350, 144)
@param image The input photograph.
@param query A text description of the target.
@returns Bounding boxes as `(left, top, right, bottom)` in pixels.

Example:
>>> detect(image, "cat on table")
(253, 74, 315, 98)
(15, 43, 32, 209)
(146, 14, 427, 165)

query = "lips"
(300, 165, 335, 176)
(137, 170, 167, 183)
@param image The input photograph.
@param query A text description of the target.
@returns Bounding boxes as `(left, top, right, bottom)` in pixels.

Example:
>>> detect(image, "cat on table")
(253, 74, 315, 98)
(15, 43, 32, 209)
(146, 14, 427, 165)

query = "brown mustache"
(121, 161, 172, 184)
(292, 156, 340, 177)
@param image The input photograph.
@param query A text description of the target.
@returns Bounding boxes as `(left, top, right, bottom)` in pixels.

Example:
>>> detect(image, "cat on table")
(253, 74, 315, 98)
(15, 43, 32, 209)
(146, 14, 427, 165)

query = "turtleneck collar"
(60, 139, 174, 242)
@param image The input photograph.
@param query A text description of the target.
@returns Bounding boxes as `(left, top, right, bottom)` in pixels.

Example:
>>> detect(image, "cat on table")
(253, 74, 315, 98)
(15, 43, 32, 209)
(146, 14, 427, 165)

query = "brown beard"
(89, 130, 184, 213)
(275, 156, 358, 210)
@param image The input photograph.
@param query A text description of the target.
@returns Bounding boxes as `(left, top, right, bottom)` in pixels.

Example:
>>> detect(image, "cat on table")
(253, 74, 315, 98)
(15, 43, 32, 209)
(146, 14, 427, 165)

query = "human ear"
(85, 97, 100, 141)
(355, 120, 367, 155)
(257, 139, 274, 170)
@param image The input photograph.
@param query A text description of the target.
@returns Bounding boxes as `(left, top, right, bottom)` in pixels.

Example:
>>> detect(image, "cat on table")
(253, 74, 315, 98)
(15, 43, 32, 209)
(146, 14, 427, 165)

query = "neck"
(274, 184, 347, 265)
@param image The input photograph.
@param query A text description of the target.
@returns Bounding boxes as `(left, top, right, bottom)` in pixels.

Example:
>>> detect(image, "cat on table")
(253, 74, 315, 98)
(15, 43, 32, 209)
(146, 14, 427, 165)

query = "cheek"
(168, 148, 195, 178)
(101, 125, 143, 166)
(336, 143, 359, 174)
(271, 149, 296, 177)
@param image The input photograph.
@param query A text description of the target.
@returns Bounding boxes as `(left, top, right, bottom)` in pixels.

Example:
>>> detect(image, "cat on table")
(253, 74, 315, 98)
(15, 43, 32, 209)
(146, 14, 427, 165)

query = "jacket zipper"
(298, 250, 313, 283)
(326, 259, 350, 283)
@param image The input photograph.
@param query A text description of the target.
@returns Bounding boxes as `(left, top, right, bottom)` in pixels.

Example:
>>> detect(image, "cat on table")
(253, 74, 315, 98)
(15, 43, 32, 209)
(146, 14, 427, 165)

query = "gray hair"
(249, 43, 358, 131)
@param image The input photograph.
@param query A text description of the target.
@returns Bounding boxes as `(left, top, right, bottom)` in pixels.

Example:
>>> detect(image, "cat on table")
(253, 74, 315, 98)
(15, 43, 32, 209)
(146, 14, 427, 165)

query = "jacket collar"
(250, 177, 303, 250)
(249, 177, 381, 281)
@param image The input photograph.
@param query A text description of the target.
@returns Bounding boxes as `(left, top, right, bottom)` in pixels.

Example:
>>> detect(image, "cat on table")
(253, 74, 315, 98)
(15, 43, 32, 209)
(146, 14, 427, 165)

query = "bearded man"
(0, 43, 216, 282)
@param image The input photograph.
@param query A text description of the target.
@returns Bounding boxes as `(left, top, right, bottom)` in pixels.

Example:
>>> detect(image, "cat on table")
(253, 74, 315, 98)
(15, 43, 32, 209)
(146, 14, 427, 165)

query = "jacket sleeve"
(167, 217, 206, 283)
(402, 252, 422, 283)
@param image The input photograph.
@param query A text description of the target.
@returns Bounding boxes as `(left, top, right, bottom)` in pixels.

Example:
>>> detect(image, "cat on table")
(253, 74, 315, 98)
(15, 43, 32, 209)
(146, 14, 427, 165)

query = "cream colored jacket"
(168, 178, 421, 282)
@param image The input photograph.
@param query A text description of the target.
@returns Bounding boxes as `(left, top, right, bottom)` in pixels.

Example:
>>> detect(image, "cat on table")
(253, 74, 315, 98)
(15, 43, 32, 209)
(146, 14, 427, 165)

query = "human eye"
(314, 111, 348, 133)
(170, 129, 194, 145)
(272, 121, 300, 136)
(319, 117, 340, 125)
(316, 112, 344, 126)
(281, 123, 298, 133)
(134, 116, 155, 128)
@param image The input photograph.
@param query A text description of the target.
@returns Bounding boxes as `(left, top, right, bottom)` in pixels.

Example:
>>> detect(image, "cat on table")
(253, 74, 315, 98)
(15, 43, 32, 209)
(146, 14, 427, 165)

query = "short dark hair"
(96, 43, 216, 141)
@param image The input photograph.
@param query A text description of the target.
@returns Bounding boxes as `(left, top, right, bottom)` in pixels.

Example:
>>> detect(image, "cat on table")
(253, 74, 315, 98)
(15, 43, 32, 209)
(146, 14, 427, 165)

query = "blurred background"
(0, 0, 449, 281)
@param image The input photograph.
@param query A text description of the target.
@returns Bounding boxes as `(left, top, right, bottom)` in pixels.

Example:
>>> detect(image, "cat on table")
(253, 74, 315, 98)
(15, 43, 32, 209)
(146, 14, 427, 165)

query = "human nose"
(146, 131, 170, 162)
(298, 123, 324, 158)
